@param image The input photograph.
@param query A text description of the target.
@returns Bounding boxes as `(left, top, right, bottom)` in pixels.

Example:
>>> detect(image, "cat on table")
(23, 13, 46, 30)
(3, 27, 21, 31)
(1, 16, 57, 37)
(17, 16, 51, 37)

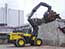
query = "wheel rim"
(19, 40, 24, 46)
(36, 40, 41, 45)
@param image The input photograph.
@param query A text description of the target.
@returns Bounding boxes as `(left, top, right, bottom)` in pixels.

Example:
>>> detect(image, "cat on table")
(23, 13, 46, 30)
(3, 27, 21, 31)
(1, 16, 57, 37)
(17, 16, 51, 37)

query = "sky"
(0, 0, 65, 25)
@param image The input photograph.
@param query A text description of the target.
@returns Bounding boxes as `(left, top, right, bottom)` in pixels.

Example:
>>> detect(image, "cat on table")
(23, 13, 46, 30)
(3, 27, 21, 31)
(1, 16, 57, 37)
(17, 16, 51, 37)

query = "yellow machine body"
(8, 31, 42, 47)
(9, 32, 32, 40)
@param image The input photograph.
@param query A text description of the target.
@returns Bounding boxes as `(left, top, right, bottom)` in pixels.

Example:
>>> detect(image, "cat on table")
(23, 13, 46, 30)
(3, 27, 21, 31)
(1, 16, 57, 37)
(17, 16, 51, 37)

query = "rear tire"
(15, 39, 25, 47)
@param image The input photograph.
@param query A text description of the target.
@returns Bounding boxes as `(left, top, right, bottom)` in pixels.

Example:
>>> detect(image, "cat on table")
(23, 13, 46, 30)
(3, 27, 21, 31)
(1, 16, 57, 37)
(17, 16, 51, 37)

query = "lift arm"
(28, 2, 51, 19)
(28, 2, 51, 37)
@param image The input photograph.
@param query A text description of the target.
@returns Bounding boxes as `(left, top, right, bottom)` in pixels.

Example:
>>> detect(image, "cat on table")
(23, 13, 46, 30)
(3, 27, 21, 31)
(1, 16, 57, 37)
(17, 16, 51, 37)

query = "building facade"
(0, 4, 24, 26)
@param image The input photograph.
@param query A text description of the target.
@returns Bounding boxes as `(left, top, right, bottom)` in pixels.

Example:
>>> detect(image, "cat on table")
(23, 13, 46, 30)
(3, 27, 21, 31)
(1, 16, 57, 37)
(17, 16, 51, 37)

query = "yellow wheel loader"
(8, 30, 42, 47)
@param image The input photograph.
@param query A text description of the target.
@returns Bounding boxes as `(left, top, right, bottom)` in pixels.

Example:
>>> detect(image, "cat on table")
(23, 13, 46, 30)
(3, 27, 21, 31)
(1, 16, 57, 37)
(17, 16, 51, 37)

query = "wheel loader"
(8, 29, 42, 47)
(7, 2, 61, 47)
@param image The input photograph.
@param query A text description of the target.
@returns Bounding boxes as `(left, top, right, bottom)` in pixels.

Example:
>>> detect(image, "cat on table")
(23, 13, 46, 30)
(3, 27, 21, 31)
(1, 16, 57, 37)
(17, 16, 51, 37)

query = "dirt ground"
(0, 44, 65, 49)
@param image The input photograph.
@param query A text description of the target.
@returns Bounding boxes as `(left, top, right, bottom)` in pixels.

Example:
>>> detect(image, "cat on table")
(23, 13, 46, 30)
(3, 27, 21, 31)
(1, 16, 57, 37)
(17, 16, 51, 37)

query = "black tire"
(15, 39, 25, 47)
(35, 38, 42, 46)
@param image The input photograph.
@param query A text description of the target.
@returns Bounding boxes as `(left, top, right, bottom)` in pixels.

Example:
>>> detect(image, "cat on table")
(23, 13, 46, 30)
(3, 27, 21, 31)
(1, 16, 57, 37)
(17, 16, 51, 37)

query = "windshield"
(13, 28, 32, 34)
(22, 29, 32, 34)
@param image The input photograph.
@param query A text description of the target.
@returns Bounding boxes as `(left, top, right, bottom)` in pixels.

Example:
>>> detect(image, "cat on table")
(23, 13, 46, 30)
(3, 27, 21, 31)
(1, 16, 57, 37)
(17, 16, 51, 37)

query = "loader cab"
(13, 28, 32, 34)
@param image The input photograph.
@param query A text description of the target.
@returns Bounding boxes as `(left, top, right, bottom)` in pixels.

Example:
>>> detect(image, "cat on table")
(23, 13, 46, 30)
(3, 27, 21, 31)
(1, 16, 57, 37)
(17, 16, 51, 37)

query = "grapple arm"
(28, 2, 51, 19)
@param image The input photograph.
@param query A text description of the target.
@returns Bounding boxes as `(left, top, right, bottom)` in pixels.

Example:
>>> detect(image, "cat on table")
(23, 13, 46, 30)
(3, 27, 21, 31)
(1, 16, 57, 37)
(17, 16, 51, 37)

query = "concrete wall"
(0, 26, 14, 33)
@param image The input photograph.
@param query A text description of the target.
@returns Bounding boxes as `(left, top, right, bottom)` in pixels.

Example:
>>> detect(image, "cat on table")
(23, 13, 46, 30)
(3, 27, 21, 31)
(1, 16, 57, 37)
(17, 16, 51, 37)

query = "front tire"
(35, 38, 42, 46)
